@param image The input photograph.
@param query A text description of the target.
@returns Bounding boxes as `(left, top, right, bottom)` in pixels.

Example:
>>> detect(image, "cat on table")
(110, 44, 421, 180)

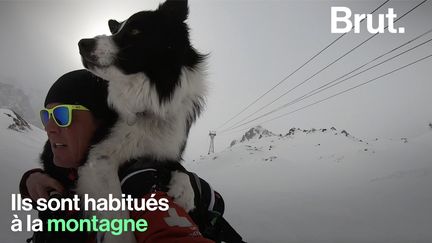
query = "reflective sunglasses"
(40, 104, 89, 128)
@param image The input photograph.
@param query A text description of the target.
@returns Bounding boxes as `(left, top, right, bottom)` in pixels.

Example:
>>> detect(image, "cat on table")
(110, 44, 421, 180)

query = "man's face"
(45, 103, 99, 168)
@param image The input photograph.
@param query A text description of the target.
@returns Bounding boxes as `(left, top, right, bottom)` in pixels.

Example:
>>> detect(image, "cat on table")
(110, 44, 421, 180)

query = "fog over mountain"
(0, 82, 39, 127)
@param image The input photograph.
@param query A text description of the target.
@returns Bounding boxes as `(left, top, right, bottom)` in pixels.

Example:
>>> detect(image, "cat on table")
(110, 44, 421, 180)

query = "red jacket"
(130, 191, 213, 243)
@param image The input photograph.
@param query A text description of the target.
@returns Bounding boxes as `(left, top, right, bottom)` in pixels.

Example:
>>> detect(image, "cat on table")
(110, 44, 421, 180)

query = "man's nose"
(45, 117, 60, 133)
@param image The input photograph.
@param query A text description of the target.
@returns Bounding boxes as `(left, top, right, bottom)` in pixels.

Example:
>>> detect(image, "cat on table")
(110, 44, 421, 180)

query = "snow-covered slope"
(185, 126, 432, 243)
(0, 109, 46, 242)
(0, 82, 38, 126)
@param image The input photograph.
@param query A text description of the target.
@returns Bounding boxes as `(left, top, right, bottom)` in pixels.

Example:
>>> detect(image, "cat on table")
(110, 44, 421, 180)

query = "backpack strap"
(118, 158, 174, 196)
(120, 168, 159, 197)
(187, 171, 209, 234)
(187, 172, 245, 243)
(218, 217, 247, 243)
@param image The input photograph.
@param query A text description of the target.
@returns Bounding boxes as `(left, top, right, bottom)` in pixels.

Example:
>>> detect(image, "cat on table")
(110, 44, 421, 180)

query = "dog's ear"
(108, 19, 121, 34)
(158, 0, 188, 22)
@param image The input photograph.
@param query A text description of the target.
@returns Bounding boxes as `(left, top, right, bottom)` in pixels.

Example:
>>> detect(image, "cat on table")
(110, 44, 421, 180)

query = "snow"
(0, 83, 38, 127)
(185, 127, 432, 243)
(0, 109, 46, 242)
(1, 110, 431, 242)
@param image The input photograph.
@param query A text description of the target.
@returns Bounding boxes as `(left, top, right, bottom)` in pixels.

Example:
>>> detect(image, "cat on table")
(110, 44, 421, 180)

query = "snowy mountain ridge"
(0, 82, 37, 126)
(0, 108, 46, 166)
(230, 125, 275, 146)
(0, 108, 32, 132)
(187, 124, 432, 243)
(229, 125, 403, 149)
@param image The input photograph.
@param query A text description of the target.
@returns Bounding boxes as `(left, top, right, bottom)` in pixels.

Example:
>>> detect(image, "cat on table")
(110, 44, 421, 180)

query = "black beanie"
(44, 69, 112, 120)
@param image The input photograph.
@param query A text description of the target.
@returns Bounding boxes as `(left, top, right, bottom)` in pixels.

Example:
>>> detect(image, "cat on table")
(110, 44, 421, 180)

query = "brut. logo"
(331, 7, 405, 34)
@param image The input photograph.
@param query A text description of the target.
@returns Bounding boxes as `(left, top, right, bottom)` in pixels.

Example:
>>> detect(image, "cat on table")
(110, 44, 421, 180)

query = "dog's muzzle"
(78, 38, 96, 55)
(78, 38, 97, 67)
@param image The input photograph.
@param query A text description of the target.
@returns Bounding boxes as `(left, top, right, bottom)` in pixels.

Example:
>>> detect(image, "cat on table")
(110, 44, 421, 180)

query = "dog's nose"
(78, 38, 95, 54)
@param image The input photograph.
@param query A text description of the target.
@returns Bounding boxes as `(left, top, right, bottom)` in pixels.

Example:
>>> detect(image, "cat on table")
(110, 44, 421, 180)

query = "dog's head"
(78, 0, 203, 102)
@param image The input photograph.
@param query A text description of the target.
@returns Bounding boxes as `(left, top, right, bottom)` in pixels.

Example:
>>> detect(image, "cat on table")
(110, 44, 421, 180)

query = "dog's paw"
(167, 171, 195, 212)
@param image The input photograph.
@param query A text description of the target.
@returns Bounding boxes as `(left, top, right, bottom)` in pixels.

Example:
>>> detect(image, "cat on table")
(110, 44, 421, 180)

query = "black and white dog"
(77, 0, 206, 242)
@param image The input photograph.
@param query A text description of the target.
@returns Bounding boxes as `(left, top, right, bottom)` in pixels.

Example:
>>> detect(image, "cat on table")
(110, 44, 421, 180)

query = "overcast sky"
(0, 0, 431, 160)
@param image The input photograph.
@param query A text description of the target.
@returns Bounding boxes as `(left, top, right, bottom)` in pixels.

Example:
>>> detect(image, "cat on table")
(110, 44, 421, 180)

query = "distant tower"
(208, 131, 216, 154)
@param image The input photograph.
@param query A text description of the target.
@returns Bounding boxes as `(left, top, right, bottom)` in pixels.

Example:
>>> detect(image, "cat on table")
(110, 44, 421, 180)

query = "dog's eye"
(130, 29, 141, 35)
